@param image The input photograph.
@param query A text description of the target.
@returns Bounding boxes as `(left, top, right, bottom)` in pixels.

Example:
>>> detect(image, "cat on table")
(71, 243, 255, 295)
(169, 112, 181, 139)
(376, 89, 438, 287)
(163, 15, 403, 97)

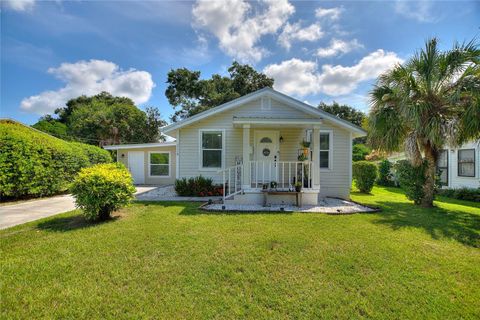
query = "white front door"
(128, 151, 145, 184)
(254, 130, 279, 183)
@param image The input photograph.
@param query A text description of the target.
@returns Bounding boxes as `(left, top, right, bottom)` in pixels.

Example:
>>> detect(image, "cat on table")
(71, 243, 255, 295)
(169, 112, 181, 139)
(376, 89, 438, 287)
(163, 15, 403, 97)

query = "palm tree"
(368, 38, 480, 207)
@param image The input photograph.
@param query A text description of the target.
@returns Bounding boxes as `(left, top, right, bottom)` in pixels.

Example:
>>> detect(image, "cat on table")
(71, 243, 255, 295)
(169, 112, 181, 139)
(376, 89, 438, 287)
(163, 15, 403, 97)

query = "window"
(201, 130, 223, 169)
(436, 150, 448, 186)
(458, 149, 475, 177)
(149, 152, 170, 177)
(260, 137, 272, 143)
(319, 131, 332, 169)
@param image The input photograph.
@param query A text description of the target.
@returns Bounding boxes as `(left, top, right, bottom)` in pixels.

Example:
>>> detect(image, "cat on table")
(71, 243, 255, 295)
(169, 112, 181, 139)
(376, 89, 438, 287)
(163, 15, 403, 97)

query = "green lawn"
(1, 186, 479, 319)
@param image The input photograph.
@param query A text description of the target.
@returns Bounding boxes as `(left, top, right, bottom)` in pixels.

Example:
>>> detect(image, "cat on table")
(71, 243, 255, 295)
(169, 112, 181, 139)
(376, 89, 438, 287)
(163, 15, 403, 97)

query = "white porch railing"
(218, 164, 243, 202)
(249, 161, 313, 189)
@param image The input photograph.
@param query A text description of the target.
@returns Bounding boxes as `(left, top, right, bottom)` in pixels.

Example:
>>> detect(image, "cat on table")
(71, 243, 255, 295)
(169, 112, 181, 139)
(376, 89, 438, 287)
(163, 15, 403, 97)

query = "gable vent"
(261, 96, 271, 111)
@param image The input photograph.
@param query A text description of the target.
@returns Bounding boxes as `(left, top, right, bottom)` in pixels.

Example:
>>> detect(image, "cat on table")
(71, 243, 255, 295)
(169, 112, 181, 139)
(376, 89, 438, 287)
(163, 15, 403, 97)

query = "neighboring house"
(104, 88, 367, 205)
(389, 141, 480, 189)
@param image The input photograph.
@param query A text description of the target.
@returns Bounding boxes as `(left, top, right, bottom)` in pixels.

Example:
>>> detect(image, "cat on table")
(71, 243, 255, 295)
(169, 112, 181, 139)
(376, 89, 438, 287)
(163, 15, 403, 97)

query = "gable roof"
(161, 88, 367, 137)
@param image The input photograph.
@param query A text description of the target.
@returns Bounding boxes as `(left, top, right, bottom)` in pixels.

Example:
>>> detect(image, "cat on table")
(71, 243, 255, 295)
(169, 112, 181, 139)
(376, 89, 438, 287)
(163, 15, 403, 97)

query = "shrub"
(394, 160, 427, 205)
(0, 119, 111, 199)
(352, 144, 371, 162)
(377, 159, 394, 186)
(71, 163, 135, 221)
(175, 176, 222, 197)
(352, 161, 377, 193)
(437, 187, 480, 202)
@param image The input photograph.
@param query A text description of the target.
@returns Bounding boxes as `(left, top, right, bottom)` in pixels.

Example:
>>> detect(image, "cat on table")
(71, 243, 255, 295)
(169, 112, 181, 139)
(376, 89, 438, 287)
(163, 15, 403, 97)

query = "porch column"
(242, 124, 251, 189)
(312, 126, 321, 190)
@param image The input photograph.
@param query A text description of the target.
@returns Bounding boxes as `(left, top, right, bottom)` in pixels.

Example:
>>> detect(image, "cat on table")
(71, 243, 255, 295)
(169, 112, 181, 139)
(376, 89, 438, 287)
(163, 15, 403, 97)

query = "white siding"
(446, 142, 480, 189)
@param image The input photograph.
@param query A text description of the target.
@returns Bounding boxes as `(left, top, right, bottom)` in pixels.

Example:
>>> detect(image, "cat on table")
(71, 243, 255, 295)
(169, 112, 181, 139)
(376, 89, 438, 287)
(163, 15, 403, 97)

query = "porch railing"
(218, 164, 243, 202)
(249, 161, 313, 189)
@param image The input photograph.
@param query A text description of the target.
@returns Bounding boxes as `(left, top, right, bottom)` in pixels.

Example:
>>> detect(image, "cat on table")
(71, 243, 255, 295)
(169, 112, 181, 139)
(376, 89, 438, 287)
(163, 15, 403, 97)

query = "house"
(104, 88, 367, 205)
(389, 142, 479, 189)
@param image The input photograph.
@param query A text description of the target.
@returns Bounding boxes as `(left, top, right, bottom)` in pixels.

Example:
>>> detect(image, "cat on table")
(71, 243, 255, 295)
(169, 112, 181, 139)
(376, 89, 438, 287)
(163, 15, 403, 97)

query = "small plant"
(70, 163, 135, 222)
(297, 153, 308, 161)
(377, 159, 394, 186)
(300, 140, 311, 148)
(262, 183, 269, 190)
(270, 181, 278, 189)
(174, 175, 221, 196)
(352, 161, 377, 193)
(394, 160, 427, 205)
(294, 181, 302, 192)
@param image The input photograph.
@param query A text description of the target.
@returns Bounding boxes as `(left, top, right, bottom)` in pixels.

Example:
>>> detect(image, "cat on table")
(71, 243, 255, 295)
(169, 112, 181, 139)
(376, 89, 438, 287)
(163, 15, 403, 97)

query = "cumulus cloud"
(192, 0, 294, 63)
(2, 0, 35, 11)
(264, 50, 403, 97)
(316, 38, 363, 58)
(315, 7, 343, 20)
(278, 22, 324, 50)
(20, 60, 155, 114)
(394, 1, 436, 22)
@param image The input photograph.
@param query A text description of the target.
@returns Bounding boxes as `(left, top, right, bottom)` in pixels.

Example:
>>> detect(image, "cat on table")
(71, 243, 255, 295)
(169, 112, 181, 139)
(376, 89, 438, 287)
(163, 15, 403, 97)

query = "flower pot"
(303, 148, 309, 156)
(295, 186, 302, 192)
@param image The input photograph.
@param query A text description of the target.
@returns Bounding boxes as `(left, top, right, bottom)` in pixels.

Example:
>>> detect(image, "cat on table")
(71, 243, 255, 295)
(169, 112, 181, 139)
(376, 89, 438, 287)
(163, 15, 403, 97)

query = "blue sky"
(1, 0, 479, 125)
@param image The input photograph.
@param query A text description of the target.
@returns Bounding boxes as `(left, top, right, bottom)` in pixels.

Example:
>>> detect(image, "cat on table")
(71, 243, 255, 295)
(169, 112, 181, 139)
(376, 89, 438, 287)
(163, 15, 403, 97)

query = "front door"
(254, 130, 279, 183)
(128, 151, 145, 184)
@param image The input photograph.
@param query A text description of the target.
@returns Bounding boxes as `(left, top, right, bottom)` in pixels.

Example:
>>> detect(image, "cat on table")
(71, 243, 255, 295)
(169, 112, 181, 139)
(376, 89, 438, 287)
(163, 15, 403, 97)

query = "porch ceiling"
(233, 117, 322, 128)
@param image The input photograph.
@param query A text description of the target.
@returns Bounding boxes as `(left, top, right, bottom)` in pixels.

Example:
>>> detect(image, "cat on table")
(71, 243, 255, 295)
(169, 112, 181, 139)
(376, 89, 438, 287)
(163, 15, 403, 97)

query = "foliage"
(0, 119, 111, 199)
(318, 102, 366, 127)
(437, 187, 480, 202)
(34, 92, 167, 146)
(352, 144, 371, 161)
(368, 37, 480, 207)
(377, 159, 394, 186)
(32, 115, 70, 140)
(70, 163, 135, 221)
(394, 160, 428, 205)
(166, 61, 274, 122)
(352, 161, 378, 193)
(175, 176, 222, 197)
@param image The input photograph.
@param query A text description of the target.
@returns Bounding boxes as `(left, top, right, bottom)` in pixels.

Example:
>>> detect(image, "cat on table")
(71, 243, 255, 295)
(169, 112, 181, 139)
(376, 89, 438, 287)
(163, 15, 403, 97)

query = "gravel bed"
(136, 185, 222, 202)
(203, 198, 376, 214)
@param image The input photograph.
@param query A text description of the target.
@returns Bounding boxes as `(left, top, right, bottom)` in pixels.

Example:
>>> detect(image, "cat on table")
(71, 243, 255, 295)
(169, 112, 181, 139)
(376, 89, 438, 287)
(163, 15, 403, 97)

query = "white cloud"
(278, 22, 324, 50)
(315, 7, 343, 20)
(2, 0, 35, 11)
(394, 1, 436, 23)
(192, 0, 294, 63)
(316, 38, 363, 58)
(264, 50, 403, 97)
(20, 60, 155, 114)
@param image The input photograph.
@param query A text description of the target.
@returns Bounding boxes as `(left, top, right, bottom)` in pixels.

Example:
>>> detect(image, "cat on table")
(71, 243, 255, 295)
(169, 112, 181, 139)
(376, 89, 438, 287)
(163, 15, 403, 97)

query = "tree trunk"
(421, 144, 437, 208)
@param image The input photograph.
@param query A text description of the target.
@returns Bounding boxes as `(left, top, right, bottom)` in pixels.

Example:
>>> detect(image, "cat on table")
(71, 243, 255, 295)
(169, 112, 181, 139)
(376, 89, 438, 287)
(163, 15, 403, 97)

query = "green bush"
(437, 187, 480, 202)
(175, 176, 222, 197)
(394, 160, 427, 205)
(71, 163, 135, 221)
(352, 161, 377, 193)
(0, 120, 111, 199)
(352, 144, 371, 162)
(377, 159, 394, 186)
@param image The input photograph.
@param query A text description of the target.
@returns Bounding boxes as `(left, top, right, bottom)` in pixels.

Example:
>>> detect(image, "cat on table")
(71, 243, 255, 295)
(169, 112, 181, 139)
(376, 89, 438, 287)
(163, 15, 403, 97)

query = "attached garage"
(104, 142, 177, 185)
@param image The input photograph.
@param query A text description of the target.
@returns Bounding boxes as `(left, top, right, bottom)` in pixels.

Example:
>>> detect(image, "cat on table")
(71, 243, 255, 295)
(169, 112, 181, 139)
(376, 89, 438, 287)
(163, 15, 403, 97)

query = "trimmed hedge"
(377, 159, 394, 186)
(437, 187, 480, 202)
(394, 160, 427, 205)
(352, 161, 377, 193)
(0, 120, 111, 199)
(71, 163, 135, 221)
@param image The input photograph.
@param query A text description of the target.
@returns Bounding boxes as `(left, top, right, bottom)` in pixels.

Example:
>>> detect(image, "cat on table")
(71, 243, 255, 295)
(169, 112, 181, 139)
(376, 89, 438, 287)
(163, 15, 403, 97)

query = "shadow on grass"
(37, 214, 118, 232)
(372, 200, 480, 248)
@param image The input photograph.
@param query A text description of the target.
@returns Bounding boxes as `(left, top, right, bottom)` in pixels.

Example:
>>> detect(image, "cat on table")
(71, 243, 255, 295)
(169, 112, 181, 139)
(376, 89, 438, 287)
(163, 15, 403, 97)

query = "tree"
(318, 102, 366, 127)
(369, 38, 480, 207)
(35, 92, 166, 145)
(166, 61, 274, 122)
(32, 115, 70, 140)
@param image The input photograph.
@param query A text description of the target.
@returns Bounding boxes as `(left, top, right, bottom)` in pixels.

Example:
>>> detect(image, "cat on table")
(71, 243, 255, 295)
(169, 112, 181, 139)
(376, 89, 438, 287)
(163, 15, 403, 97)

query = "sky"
(1, 0, 479, 125)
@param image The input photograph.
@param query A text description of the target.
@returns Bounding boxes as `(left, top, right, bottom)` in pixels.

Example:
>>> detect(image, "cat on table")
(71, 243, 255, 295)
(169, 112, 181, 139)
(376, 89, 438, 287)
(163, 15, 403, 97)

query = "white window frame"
(148, 151, 171, 178)
(199, 129, 225, 171)
(457, 149, 476, 178)
(319, 130, 333, 171)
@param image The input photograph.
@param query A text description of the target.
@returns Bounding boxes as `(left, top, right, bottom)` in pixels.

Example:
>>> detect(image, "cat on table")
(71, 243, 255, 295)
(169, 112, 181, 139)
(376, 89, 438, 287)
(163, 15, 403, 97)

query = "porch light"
(279, 136, 284, 143)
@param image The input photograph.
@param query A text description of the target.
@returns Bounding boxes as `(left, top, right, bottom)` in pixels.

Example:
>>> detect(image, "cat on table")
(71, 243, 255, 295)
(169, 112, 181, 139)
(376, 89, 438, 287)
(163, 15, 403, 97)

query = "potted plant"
(297, 153, 308, 161)
(262, 183, 269, 190)
(294, 181, 302, 192)
(270, 181, 278, 189)
(300, 140, 310, 156)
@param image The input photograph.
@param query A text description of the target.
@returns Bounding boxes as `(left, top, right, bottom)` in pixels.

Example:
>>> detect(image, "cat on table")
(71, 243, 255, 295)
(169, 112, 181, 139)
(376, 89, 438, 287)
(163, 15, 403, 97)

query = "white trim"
(319, 130, 333, 171)
(253, 130, 280, 162)
(103, 142, 176, 150)
(198, 129, 226, 171)
(175, 131, 180, 179)
(348, 132, 352, 187)
(148, 151, 171, 178)
(161, 88, 366, 136)
(233, 117, 322, 126)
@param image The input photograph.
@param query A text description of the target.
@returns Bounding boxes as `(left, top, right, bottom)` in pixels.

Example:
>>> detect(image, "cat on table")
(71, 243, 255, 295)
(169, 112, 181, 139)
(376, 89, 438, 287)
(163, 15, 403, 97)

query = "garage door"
(128, 151, 145, 184)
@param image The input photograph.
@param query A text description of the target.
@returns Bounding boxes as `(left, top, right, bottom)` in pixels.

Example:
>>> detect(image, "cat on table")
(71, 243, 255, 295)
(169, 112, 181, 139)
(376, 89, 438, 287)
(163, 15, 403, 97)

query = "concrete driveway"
(0, 186, 157, 230)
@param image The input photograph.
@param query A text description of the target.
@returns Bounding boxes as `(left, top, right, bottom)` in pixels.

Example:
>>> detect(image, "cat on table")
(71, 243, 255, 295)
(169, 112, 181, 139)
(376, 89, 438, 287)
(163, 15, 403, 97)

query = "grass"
(1, 186, 479, 319)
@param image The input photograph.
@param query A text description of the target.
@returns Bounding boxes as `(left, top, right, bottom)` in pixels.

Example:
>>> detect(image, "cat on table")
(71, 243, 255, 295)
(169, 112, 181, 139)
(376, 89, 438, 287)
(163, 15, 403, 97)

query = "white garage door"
(128, 151, 145, 184)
